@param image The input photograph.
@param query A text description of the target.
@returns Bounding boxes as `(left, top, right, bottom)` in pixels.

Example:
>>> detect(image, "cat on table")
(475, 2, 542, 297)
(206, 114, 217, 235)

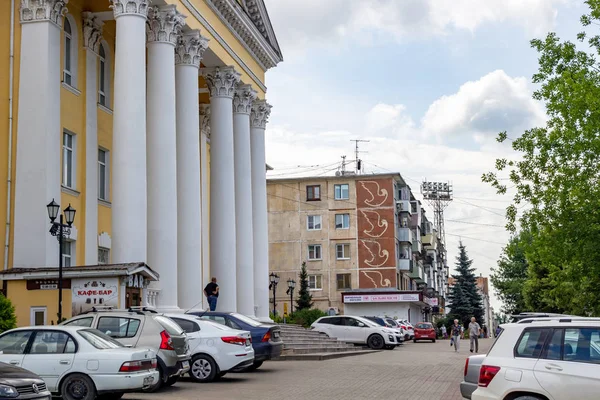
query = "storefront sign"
(71, 278, 119, 316)
(343, 293, 420, 303)
(424, 297, 439, 306)
(27, 279, 71, 290)
(127, 274, 145, 288)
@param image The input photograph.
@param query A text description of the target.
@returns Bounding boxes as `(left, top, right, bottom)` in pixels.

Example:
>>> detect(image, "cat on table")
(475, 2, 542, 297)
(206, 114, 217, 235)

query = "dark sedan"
(187, 311, 283, 370)
(0, 362, 51, 400)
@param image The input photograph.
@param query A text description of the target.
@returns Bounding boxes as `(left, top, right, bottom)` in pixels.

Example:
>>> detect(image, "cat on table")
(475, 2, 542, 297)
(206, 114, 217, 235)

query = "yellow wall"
(8, 280, 73, 327)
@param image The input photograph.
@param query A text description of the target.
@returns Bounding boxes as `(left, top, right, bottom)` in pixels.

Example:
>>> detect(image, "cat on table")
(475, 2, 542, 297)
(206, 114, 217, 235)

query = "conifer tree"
(296, 262, 313, 311)
(0, 293, 17, 333)
(447, 242, 484, 326)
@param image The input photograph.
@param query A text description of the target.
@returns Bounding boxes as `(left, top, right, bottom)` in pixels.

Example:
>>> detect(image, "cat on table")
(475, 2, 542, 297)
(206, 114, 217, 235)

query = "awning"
(0, 262, 159, 282)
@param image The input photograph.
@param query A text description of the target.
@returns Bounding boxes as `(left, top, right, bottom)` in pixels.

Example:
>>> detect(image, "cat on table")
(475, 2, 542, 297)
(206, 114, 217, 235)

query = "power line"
(445, 232, 506, 245)
(446, 220, 507, 228)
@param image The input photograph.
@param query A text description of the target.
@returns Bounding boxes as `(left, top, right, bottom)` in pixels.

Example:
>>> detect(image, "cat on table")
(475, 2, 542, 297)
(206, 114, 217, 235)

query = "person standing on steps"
(204, 277, 219, 311)
(469, 317, 482, 353)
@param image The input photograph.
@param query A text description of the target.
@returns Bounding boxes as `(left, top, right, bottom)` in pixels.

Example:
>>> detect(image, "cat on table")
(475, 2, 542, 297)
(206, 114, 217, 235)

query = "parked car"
(187, 311, 282, 370)
(362, 316, 404, 345)
(0, 326, 159, 400)
(413, 322, 436, 342)
(395, 319, 415, 340)
(62, 307, 190, 392)
(460, 354, 486, 399)
(383, 318, 407, 340)
(311, 315, 398, 349)
(0, 361, 52, 400)
(509, 312, 572, 323)
(472, 317, 600, 400)
(165, 313, 254, 382)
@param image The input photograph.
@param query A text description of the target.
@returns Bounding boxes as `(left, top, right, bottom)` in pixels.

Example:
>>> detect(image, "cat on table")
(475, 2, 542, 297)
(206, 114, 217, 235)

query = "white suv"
(472, 317, 600, 400)
(311, 315, 398, 349)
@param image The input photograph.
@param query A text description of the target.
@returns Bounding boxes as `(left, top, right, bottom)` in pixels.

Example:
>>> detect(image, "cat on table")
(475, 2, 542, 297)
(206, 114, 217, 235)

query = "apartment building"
(267, 172, 448, 322)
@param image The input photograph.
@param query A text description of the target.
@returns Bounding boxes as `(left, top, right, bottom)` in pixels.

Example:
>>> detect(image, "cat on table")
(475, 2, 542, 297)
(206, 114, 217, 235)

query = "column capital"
(20, 0, 68, 27)
(250, 100, 272, 129)
(199, 104, 211, 138)
(147, 5, 185, 45)
(233, 84, 258, 115)
(175, 30, 209, 67)
(82, 12, 104, 55)
(110, 0, 150, 19)
(201, 67, 241, 99)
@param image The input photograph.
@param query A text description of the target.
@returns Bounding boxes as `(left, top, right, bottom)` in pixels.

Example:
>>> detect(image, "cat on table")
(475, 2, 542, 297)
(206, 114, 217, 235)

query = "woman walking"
(450, 319, 462, 352)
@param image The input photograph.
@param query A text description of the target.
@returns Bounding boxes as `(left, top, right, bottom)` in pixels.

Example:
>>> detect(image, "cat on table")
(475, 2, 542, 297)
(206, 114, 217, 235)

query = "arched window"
(98, 41, 111, 108)
(63, 15, 78, 88)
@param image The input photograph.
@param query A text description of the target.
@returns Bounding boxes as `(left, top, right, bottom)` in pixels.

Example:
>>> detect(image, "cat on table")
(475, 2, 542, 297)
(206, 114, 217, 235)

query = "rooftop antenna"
(350, 139, 369, 174)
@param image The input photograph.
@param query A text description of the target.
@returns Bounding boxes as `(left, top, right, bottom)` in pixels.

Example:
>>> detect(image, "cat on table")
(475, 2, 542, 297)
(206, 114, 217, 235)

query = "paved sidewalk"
(125, 339, 493, 400)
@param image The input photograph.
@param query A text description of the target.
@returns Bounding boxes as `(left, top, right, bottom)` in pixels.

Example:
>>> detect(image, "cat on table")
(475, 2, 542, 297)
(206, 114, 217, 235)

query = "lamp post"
(286, 278, 296, 314)
(46, 199, 76, 323)
(269, 272, 279, 316)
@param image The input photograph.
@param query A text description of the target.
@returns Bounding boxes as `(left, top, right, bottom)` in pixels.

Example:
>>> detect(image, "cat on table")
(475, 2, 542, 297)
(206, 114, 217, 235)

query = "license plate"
(143, 376, 154, 386)
(182, 361, 190, 369)
(273, 331, 279, 338)
(245, 339, 251, 346)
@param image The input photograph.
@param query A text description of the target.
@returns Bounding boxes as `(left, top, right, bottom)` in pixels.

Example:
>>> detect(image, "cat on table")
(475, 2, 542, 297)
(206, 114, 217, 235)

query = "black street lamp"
(46, 199, 76, 323)
(286, 278, 296, 314)
(269, 272, 279, 316)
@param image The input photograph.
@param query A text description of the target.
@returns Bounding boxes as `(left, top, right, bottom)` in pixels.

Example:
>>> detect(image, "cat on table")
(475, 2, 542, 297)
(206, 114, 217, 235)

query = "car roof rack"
(127, 306, 158, 314)
(78, 306, 156, 316)
(517, 316, 600, 324)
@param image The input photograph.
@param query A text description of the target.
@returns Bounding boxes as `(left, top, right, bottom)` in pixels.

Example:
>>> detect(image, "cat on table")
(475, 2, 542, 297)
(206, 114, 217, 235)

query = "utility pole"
(350, 139, 369, 174)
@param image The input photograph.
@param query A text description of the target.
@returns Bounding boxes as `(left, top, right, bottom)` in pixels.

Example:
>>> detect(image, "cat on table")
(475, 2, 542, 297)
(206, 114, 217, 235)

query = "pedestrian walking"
(469, 317, 482, 353)
(441, 325, 448, 339)
(450, 319, 461, 352)
(483, 325, 488, 338)
(204, 277, 219, 311)
(495, 326, 501, 337)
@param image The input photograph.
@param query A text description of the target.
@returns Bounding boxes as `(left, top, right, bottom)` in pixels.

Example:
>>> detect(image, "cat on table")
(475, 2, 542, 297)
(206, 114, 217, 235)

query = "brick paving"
(124, 339, 492, 400)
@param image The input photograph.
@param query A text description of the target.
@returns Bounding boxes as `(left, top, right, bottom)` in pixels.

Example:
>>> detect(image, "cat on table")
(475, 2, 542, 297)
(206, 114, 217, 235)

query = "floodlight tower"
(420, 180, 453, 248)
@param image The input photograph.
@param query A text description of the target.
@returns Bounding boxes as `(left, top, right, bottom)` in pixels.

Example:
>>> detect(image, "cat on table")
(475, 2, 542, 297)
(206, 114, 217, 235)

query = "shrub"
(0, 293, 17, 333)
(291, 308, 326, 328)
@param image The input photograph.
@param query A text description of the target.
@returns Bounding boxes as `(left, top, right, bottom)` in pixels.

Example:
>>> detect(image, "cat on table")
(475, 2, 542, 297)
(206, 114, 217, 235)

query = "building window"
(63, 16, 78, 88)
(98, 149, 109, 200)
(62, 131, 75, 188)
(336, 274, 351, 290)
(98, 43, 108, 106)
(62, 241, 73, 267)
(308, 275, 322, 290)
(306, 185, 321, 201)
(30, 307, 47, 326)
(98, 247, 110, 264)
(307, 215, 322, 231)
(308, 244, 322, 260)
(334, 184, 349, 200)
(336, 243, 350, 260)
(335, 213, 350, 229)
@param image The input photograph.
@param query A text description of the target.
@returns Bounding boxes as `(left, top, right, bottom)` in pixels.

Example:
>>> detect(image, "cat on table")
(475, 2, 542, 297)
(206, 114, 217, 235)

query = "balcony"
(422, 233, 435, 246)
(398, 258, 412, 271)
(408, 261, 424, 282)
(412, 238, 422, 253)
(397, 227, 413, 243)
(395, 200, 411, 214)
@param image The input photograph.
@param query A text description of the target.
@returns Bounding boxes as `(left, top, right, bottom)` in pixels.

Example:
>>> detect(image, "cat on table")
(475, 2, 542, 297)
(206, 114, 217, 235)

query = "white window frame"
(30, 307, 47, 326)
(307, 215, 322, 231)
(308, 275, 322, 290)
(98, 148, 109, 201)
(335, 213, 350, 229)
(334, 184, 349, 200)
(63, 15, 78, 88)
(336, 243, 350, 260)
(98, 247, 110, 265)
(308, 244, 322, 261)
(62, 240, 74, 267)
(62, 131, 76, 189)
(98, 41, 111, 108)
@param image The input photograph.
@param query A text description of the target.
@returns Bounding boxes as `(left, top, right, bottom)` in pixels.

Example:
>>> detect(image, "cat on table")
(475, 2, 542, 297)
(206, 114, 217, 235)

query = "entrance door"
(126, 288, 141, 308)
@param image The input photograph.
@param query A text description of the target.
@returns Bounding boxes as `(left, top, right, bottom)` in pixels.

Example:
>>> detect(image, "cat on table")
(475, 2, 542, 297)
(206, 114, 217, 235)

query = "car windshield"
(199, 320, 231, 331)
(155, 316, 184, 335)
(230, 313, 262, 327)
(78, 329, 124, 349)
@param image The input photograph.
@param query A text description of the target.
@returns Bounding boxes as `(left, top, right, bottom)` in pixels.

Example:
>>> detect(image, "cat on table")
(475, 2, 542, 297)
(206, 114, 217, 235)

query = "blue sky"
(261, 0, 588, 311)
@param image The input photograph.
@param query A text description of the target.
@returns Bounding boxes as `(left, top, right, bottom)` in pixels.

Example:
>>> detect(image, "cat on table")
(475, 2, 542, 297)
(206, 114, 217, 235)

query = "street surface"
(124, 339, 492, 400)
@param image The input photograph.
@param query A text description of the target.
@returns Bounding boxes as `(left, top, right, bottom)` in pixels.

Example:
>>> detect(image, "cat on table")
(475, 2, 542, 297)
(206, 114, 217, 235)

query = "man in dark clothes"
(204, 277, 219, 311)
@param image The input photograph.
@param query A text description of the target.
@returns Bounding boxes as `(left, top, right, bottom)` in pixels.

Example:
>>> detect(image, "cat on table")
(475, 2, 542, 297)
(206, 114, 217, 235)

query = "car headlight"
(383, 329, 393, 334)
(0, 384, 18, 398)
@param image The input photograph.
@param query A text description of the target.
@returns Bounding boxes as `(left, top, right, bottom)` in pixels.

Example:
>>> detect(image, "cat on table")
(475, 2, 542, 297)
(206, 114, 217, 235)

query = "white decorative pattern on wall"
(360, 239, 389, 268)
(360, 209, 388, 238)
(359, 181, 388, 207)
(361, 270, 392, 288)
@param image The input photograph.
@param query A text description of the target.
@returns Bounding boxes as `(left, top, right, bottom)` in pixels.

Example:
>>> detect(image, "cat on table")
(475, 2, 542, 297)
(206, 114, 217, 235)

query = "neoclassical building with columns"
(0, 0, 282, 326)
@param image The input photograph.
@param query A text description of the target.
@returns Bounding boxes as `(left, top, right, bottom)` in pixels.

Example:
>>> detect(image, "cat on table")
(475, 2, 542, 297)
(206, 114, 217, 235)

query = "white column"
(233, 85, 257, 316)
(111, 0, 149, 263)
(82, 13, 103, 265)
(201, 67, 241, 312)
(250, 100, 272, 321)
(199, 104, 211, 310)
(175, 30, 209, 310)
(13, 0, 66, 268)
(146, 5, 184, 311)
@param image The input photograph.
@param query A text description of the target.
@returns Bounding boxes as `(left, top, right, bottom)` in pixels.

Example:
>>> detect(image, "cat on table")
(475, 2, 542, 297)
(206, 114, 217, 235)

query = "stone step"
(280, 335, 335, 341)
(283, 342, 355, 349)
(283, 346, 364, 355)
(274, 349, 381, 361)
(281, 338, 346, 345)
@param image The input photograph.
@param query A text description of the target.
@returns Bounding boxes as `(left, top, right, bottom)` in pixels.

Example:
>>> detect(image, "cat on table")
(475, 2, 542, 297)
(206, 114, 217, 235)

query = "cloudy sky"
(262, 0, 586, 312)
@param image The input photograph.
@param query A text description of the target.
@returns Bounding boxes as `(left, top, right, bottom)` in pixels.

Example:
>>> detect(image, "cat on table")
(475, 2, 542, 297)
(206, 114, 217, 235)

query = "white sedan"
(0, 326, 159, 400)
(166, 314, 254, 382)
(311, 315, 398, 349)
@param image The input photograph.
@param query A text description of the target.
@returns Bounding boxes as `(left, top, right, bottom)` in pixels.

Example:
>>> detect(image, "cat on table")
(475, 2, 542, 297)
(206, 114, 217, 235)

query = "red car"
(413, 322, 436, 342)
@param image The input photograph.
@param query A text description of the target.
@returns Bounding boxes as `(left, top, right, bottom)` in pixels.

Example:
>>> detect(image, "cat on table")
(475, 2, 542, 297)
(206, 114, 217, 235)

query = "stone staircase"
(274, 324, 381, 361)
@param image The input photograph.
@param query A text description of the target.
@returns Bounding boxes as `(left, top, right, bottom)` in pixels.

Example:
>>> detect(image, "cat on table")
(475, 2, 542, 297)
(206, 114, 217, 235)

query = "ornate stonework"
(250, 99, 272, 129)
(199, 104, 211, 138)
(146, 5, 185, 45)
(201, 67, 241, 99)
(175, 30, 209, 67)
(20, 0, 68, 27)
(233, 84, 257, 115)
(82, 12, 103, 55)
(109, 0, 150, 19)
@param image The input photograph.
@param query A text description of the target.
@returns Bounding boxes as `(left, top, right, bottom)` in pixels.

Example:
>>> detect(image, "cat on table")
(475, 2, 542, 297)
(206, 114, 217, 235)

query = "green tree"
(482, 0, 600, 315)
(296, 262, 313, 311)
(0, 293, 17, 333)
(491, 231, 530, 315)
(447, 242, 484, 326)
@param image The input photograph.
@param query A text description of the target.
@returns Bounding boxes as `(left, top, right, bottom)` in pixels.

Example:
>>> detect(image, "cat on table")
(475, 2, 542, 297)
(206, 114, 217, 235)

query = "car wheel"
(61, 374, 96, 400)
(142, 368, 163, 393)
(405, 334, 410, 341)
(413, 339, 417, 343)
(384, 345, 395, 350)
(97, 394, 124, 400)
(367, 334, 385, 349)
(245, 360, 264, 371)
(432, 339, 436, 343)
(164, 376, 178, 387)
(513, 397, 544, 400)
(189, 354, 218, 383)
